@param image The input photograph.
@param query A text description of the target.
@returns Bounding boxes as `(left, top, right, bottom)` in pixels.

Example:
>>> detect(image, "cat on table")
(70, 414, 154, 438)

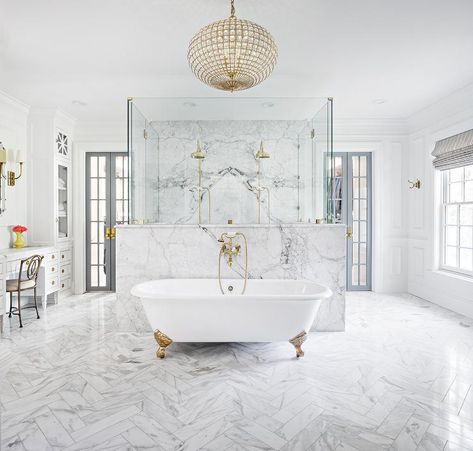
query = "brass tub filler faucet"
(255, 141, 271, 224)
(190, 140, 211, 224)
(218, 232, 248, 295)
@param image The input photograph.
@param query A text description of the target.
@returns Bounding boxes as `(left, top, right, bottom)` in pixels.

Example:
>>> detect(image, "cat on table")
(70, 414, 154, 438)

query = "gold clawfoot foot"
(154, 330, 173, 359)
(289, 331, 307, 358)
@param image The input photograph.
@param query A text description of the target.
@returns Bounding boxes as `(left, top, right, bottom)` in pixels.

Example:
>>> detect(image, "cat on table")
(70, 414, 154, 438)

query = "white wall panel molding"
(0, 92, 29, 248)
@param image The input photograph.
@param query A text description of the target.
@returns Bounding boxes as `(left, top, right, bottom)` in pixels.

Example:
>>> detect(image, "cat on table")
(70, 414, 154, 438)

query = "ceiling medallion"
(187, 0, 278, 92)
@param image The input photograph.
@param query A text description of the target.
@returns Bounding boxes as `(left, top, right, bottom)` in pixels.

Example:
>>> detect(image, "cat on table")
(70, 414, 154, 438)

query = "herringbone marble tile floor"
(1, 292, 473, 450)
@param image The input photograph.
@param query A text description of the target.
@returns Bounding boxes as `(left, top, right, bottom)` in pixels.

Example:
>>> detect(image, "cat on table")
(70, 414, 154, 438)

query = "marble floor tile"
(1, 291, 473, 450)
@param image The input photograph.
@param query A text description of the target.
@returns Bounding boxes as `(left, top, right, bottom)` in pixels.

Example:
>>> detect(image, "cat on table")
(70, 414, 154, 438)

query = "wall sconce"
(0, 143, 7, 214)
(5, 150, 26, 186)
(408, 179, 421, 189)
(0, 144, 26, 215)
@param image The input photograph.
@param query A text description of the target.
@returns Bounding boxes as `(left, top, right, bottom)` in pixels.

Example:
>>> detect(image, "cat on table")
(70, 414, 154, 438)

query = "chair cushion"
(6, 279, 36, 291)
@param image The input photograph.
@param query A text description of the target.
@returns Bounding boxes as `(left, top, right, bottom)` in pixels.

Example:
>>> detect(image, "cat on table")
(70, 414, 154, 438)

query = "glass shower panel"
(127, 97, 334, 225)
(312, 99, 334, 222)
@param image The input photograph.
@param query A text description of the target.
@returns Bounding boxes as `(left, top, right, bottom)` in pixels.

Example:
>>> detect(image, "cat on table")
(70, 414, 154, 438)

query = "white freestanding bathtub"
(131, 279, 332, 358)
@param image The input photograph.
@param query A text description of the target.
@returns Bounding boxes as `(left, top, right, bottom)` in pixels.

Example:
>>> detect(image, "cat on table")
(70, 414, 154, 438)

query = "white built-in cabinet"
(27, 109, 75, 299)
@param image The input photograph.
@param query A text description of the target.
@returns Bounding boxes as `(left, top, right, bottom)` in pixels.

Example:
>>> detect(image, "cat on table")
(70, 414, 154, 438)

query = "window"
(441, 164, 473, 275)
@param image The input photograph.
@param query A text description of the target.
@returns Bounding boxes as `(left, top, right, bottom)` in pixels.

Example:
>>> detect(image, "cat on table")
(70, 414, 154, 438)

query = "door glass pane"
(352, 156, 359, 177)
(359, 265, 366, 285)
(359, 221, 367, 242)
(359, 177, 367, 199)
(359, 156, 367, 177)
(353, 199, 359, 221)
(98, 157, 107, 177)
(359, 243, 367, 264)
(353, 178, 359, 199)
(352, 243, 359, 264)
(90, 223, 98, 243)
(90, 178, 98, 199)
(360, 200, 367, 221)
(352, 266, 359, 285)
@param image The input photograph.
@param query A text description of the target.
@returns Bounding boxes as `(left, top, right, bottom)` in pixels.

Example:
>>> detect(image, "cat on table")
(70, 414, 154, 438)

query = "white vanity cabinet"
(58, 244, 73, 295)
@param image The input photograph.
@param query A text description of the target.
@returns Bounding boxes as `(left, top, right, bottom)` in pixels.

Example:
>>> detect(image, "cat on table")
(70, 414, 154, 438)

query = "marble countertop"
(117, 223, 346, 229)
(0, 245, 56, 260)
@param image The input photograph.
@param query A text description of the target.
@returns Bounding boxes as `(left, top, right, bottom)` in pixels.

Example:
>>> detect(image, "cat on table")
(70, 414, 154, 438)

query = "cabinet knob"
(52, 255, 55, 259)
(52, 267, 55, 272)
(52, 280, 55, 285)
(62, 269, 64, 273)
(61, 283, 65, 288)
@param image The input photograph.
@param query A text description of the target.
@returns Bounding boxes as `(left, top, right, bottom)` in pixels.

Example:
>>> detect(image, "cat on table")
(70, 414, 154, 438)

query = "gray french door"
(86, 153, 128, 291)
(332, 152, 372, 291)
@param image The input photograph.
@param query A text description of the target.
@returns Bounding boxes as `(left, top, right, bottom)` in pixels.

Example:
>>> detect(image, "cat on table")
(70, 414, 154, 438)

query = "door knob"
(110, 227, 116, 240)
(105, 227, 111, 240)
(346, 226, 353, 239)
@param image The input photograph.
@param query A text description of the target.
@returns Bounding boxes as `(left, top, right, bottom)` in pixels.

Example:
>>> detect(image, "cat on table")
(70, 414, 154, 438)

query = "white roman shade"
(432, 129, 473, 170)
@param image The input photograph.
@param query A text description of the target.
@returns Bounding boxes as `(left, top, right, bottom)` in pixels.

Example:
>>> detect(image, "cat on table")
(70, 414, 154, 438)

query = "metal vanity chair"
(7, 255, 44, 328)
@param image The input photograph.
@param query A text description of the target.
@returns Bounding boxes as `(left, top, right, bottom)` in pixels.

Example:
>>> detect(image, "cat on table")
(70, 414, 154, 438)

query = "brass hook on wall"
(408, 179, 421, 189)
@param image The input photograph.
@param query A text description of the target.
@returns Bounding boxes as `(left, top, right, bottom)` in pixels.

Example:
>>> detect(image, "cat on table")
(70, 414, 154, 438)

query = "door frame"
(333, 151, 373, 291)
(73, 143, 126, 295)
(84, 150, 127, 293)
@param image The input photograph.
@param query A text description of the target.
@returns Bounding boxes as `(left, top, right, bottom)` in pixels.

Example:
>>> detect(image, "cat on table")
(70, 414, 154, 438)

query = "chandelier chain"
(230, 0, 235, 17)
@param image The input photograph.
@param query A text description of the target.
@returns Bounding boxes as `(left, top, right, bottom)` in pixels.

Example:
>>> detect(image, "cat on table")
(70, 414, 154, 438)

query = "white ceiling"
(1, 0, 473, 123)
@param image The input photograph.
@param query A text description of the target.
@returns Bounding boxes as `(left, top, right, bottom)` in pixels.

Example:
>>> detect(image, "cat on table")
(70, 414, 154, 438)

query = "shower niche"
(127, 97, 334, 225)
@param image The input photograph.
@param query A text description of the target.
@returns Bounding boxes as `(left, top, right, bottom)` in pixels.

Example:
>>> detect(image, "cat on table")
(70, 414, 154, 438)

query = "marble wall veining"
(116, 224, 346, 333)
(133, 120, 318, 224)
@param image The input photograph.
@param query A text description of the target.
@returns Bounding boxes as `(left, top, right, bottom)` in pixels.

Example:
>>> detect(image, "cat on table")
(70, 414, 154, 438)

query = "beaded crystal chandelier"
(187, 0, 278, 92)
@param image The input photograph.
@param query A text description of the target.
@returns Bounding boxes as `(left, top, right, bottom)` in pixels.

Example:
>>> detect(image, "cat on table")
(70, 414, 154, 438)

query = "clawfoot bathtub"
(131, 279, 332, 358)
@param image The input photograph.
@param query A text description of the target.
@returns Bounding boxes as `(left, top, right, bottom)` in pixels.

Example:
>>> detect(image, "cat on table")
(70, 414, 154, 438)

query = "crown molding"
(407, 82, 473, 134)
(334, 117, 408, 137)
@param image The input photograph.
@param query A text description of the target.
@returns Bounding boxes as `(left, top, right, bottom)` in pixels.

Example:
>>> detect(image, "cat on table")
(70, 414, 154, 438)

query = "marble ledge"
(117, 223, 346, 229)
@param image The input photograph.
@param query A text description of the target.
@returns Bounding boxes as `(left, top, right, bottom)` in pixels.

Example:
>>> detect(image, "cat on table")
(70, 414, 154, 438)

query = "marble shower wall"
(116, 224, 346, 333)
(142, 120, 314, 224)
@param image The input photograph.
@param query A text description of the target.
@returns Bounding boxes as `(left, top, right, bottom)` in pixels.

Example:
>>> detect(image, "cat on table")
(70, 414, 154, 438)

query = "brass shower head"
(255, 141, 270, 159)
(191, 140, 206, 159)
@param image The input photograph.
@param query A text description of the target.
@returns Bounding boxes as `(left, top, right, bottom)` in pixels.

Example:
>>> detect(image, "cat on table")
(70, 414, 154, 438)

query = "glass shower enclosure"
(127, 97, 334, 225)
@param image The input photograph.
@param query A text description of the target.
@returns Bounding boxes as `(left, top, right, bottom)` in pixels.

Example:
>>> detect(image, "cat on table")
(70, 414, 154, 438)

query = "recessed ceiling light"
(72, 100, 87, 106)
(183, 102, 197, 108)
(262, 102, 275, 108)
(372, 99, 387, 105)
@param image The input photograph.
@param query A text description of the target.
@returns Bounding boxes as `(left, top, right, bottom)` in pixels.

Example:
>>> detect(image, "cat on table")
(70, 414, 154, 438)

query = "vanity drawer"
(46, 252, 60, 263)
(60, 249, 72, 263)
(46, 275, 59, 291)
(60, 263, 71, 279)
(46, 263, 59, 275)
(60, 278, 71, 291)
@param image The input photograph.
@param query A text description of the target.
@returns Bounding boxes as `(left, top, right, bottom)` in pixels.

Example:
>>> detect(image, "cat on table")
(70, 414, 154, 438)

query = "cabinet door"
(57, 163, 70, 240)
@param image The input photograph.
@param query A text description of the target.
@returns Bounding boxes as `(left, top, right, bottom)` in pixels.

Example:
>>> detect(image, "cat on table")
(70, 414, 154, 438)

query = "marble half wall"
(116, 224, 346, 333)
